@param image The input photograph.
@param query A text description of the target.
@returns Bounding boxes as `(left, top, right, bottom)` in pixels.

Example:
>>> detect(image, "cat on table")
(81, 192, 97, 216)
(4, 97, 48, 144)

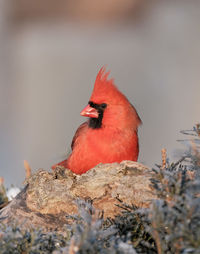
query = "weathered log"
(0, 161, 155, 231)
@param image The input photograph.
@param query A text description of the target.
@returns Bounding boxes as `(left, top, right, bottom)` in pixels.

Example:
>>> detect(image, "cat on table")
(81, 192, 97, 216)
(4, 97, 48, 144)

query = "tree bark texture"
(0, 161, 155, 231)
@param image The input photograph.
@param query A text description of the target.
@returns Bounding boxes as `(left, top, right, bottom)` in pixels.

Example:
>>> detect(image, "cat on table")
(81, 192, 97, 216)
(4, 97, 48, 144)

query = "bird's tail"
(51, 159, 68, 170)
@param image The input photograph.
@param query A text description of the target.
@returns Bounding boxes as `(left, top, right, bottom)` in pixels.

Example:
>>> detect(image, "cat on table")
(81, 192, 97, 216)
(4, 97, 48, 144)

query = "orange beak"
(80, 104, 99, 118)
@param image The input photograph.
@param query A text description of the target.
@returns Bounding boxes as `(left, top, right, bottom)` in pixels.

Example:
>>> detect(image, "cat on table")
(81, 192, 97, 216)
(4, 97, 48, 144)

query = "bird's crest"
(90, 67, 126, 104)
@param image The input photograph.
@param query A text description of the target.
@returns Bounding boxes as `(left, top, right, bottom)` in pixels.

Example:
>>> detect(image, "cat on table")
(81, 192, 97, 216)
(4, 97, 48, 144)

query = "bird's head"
(80, 67, 141, 130)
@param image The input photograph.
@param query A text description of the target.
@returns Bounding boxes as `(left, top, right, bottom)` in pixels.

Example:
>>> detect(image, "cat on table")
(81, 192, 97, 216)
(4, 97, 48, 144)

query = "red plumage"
(52, 67, 141, 174)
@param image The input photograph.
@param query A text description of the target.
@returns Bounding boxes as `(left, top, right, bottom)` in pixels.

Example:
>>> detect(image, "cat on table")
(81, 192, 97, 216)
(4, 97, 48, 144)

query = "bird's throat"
(88, 112, 103, 129)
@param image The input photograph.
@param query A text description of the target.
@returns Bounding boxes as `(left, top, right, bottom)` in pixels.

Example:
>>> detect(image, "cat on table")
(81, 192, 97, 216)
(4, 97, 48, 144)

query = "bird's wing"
(71, 122, 88, 150)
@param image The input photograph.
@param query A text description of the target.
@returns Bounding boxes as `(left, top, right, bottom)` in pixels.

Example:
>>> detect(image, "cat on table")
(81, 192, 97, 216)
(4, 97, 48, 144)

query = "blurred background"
(0, 0, 200, 188)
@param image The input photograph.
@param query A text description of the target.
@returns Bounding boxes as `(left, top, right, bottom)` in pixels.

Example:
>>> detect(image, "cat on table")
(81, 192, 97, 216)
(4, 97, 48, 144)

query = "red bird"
(52, 67, 141, 174)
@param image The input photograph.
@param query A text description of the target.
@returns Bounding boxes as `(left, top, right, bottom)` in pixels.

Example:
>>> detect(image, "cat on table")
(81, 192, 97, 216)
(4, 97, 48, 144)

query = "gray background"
(0, 0, 200, 187)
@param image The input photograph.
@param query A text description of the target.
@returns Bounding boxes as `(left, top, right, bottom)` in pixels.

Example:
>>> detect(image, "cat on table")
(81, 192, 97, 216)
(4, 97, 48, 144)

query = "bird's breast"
(67, 125, 139, 174)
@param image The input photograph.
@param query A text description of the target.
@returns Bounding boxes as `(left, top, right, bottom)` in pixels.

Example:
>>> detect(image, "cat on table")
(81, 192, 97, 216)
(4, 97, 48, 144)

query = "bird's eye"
(89, 101, 94, 107)
(101, 103, 107, 109)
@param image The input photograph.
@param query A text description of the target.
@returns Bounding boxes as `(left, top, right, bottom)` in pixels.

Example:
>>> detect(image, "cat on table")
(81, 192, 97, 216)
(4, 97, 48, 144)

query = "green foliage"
(63, 200, 137, 254)
(146, 125, 200, 254)
(0, 125, 200, 253)
(0, 225, 70, 254)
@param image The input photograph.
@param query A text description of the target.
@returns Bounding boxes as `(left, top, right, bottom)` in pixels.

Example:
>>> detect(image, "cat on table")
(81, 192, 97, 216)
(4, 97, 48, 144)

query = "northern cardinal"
(52, 67, 141, 174)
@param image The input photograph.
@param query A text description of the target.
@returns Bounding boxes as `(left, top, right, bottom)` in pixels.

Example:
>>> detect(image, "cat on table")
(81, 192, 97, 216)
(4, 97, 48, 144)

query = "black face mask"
(88, 101, 107, 129)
